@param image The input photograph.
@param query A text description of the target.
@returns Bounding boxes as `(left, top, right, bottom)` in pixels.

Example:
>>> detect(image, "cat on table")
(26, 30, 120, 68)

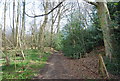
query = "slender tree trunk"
(31, 17, 37, 49)
(33, 2, 37, 49)
(98, 54, 109, 78)
(0, 26, 2, 50)
(15, 0, 25, 60)
(50, 12, 54, 48)
(34, 18, 37, 49)
(18, 34, 25, 60)
(97, 2, 113, 59)
(31, 26, 35, 49)
(38, 1, 48, 51)
(3, 0, 7, 54)
(4, 0, 10, 66)
(20, 0, 26, 59)
(12, 0, 15, 47)
(22, 0, 26, 49)
(31, 26, 33, 49)
(56, 6, 61, 33)
(15, 0, 20, 48)
(50, 2, 61, 48)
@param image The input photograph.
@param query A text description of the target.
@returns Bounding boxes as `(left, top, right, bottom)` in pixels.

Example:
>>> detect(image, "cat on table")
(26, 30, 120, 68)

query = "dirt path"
(34, 52, 103, 79)
(36, 53, 74, 79)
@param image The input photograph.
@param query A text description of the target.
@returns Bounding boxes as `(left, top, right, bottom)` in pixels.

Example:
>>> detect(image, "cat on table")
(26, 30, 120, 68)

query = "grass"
(2, 49, 51, 79)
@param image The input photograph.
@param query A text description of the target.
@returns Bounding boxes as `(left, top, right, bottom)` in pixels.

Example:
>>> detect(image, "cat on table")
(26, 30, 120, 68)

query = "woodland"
(0, 0, 120, 79)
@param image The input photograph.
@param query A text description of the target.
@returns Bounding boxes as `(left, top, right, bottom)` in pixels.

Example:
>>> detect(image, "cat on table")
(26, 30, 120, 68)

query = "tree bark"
(0, 26, 2, 50)
(31, 25, 35, 49)
(4, 0, 10, 66)
(3, 1, 6, 52)
(98, 54, 109, 78)
(38, 1, 48, 51)
(50, 2, 61, 48)
(97, 2, 113, 59)
(12, 0, 15, 47)
(21, 0, 26, 49)
(50, 11, 54, 48)
(56, 6, 62, 33)
(15, 0, 20, 48)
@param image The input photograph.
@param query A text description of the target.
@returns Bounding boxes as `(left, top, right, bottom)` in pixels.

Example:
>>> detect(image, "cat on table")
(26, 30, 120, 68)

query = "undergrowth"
(2, 49, 50, 79)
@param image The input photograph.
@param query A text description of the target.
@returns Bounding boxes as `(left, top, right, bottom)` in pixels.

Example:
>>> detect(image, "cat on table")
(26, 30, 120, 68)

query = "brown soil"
(34, 51, 119, 79)
(34, 47, 119, 79)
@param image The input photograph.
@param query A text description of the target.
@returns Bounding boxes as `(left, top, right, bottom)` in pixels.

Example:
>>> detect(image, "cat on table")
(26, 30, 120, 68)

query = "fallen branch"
(98, 54, 109, 78)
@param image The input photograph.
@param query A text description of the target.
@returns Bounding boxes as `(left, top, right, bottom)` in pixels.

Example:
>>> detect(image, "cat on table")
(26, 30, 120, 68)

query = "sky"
(0, 0, 94, 35)
(0, 0, 68, 34)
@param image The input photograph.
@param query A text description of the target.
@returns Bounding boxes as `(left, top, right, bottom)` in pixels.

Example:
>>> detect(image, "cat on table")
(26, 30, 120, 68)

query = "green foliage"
(107, 2, 120, 75)
(44, 32, 51, 47)
(104, 57, 120, 75)
(2, 49, 50, 79)
(52, 32, 63, 51)
(61, 8, 103, 59)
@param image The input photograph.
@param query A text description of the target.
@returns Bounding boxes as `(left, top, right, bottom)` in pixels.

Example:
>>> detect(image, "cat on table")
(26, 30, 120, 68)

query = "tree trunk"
(0, 26, 1, 50)
(34, 18, 37, 49)
(15, 0, 20, 48)
(4, 0, 10, 66)
(98, 54, 109, 78)
(18, 34, 25, 60)
(50, 11, 54, 48)
(50, 2, 61, 48)
(12, 0, 15, 47)
(38, 1, 48, 51)
(32, 2, 37, 49)
(31, 25, 35, 49)
(56, 6, 61, 33)
(21, 0, 26, 49)
(97, 2, 113, 59)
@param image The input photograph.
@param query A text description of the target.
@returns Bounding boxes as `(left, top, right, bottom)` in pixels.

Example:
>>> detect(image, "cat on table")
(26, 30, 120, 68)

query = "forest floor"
(34, 49, 119, 79)
(34, 52, 101, 79)
(2, 48, 119, 79)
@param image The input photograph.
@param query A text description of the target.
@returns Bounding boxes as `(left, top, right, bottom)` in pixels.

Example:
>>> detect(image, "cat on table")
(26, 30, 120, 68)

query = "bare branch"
(84, 0, 98, 6)
(25, 0, 65, 18)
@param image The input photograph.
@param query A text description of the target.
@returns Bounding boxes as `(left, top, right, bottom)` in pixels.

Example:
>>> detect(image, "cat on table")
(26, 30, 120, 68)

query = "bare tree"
(56, 5, 62, 33)
(0, 25, 2, 50)
(15, 0, 20, 48)
(21, 0, 26, 48)
(12, 0, 15, 47)
(50, 2, 60, 48)
(25, 0, 65, 18)
(31, 2, 37, 49)
(3, 0, 10, 66)
(38, 0, 48, 51)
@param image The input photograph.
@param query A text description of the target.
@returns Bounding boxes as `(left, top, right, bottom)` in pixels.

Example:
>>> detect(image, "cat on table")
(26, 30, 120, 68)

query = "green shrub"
(61, 10, 103, 59)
